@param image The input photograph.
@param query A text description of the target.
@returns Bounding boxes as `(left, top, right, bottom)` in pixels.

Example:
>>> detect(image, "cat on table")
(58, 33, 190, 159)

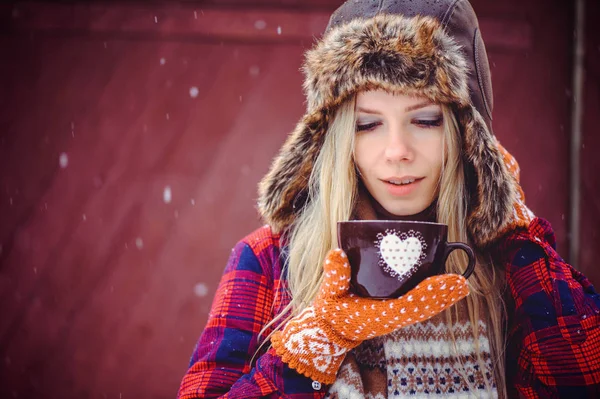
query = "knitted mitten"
(271, 249, 469, 384)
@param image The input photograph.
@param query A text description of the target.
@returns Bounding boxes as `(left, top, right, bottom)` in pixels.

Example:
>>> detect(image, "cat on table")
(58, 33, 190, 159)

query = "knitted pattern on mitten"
(271, 249, 469, 384)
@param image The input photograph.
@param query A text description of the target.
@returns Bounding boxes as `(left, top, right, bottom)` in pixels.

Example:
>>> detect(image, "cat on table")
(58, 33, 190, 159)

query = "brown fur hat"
(257, 0, 519, 248)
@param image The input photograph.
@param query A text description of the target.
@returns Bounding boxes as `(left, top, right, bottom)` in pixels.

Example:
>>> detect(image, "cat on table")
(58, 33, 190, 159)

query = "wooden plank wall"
(0, 1, 597, 398)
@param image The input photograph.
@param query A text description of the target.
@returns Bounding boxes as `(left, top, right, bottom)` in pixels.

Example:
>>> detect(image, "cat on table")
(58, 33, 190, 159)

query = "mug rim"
(337, 220, 445, 226)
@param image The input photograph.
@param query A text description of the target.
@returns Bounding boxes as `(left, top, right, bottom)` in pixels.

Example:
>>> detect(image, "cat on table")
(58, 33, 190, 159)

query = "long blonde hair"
(259, 95, 507, 397)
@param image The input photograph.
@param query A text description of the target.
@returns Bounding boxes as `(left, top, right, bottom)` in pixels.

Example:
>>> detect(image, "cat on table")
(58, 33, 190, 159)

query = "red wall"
(0, 1, 597, 398)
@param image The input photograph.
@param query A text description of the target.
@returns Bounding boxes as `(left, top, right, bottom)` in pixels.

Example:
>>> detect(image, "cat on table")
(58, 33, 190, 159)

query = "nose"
(384, 128, 413, 162)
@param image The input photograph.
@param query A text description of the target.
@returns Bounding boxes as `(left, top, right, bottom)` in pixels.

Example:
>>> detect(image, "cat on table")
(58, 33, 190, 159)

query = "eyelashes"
(355, 117, 443, 132)
(356, 121, 381, 132)
(415, 117, 443, 128)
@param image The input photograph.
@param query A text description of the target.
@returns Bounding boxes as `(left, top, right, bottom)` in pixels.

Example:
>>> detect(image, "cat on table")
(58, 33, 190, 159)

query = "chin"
(386, 205, 427, 217)
(381, 198, 434, 217)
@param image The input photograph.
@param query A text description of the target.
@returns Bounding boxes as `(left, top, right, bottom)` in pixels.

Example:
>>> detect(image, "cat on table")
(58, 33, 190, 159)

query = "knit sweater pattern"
(327, 302, 497, 398)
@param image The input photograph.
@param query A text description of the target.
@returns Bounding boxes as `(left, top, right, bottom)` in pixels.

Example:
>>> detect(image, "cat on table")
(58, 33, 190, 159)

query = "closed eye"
(413, 117, 443, 128)
(356, 121, 381, 132)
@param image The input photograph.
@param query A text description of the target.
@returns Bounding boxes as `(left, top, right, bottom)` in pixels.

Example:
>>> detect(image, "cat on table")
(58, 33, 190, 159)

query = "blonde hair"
(255, 100, 358, 349)
(258, 96, 507, 398)
(437, 105, 507, 398)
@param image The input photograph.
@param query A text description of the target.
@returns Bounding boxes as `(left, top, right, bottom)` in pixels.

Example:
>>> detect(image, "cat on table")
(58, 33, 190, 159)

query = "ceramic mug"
(337, 220, 475, 298)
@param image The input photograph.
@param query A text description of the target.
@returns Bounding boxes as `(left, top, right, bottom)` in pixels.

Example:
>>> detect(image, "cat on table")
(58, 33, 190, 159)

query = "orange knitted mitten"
(271, 249, 469, 384)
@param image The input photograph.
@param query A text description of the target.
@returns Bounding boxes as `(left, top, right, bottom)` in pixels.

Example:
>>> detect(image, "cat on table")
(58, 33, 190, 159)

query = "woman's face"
(354, 90, 445, 217)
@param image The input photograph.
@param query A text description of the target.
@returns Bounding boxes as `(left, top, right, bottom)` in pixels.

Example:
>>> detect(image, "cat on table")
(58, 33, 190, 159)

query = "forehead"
(355, 90, 439, 111)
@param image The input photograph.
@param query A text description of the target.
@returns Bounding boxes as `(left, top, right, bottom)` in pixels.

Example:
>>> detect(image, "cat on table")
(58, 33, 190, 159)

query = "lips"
(382, 176, 424, 186)
(382, 177, 424, 196)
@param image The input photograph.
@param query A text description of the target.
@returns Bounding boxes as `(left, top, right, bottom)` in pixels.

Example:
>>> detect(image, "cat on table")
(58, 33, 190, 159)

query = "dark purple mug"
(337, 220, 475, 298)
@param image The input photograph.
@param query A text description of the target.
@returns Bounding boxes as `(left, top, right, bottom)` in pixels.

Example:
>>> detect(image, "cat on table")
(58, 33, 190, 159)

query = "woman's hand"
(271, 249, 469, 384)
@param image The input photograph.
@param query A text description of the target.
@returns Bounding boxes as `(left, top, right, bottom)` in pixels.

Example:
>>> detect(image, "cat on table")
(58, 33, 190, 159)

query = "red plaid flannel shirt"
(177, 220, 600, 398)
(499, 217, 600, 397)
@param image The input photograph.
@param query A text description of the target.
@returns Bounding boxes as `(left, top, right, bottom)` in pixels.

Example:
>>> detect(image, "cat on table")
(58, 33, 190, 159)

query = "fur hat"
(258, 0, 522, 248)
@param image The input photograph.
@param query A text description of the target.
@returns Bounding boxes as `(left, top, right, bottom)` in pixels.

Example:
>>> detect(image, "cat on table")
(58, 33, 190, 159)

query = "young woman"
(177, 0, 600, 397)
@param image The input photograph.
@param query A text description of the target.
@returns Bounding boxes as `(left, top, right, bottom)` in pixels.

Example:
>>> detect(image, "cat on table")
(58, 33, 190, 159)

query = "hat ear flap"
(461, 109, 516, 246)
(258, 113, 328, 233)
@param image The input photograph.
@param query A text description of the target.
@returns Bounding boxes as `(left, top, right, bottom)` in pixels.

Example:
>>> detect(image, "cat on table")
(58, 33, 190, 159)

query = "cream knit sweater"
(326, 302, 497, 398)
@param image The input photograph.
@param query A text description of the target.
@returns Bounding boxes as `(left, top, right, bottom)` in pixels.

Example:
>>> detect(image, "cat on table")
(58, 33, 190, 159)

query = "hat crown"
(326, 0, 493, 129)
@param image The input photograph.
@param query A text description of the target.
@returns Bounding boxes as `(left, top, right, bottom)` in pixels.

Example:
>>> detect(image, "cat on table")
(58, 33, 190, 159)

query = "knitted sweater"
(177, 219, 600, 398)
(327, 303, 497, 398)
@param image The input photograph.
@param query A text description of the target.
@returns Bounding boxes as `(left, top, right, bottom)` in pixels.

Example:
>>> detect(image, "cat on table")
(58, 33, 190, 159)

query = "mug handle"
(443, 242, 475, 279)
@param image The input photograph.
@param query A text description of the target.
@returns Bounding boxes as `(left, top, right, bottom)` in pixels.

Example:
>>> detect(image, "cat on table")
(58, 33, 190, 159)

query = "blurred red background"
(0, 1, 598, 398)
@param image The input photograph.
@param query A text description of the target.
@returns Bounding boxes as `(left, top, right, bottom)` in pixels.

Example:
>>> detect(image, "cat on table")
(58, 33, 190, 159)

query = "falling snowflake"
(163, 186, 172, 203)
(135, 237, 144, 250)
(277, 26, 282, 35)
(194, 283, 208, 297)
(160, 57, 166, 65)
(189, 86, 199, 98)
(254, 20, 266, 30)
(249, 66, 260, 77)
(59, 153, 69, 168)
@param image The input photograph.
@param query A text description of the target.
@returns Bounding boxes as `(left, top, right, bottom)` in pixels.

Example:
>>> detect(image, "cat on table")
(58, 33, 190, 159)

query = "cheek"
(424, 137, 444, 174)
(353, 137, 376, 172)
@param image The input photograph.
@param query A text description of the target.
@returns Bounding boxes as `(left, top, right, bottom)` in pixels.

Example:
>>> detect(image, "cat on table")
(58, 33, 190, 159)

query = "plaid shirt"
(177, 218, 600, 398)
(500, 218, 600, 398)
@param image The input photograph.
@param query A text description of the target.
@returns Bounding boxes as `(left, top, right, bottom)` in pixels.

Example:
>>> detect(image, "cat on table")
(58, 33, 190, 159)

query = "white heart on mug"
(379, 233, 423, 278)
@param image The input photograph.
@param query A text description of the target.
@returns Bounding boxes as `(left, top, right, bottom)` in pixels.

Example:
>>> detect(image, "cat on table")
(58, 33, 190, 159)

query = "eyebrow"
(356, 101, 437, 114)
(405, 101, 436, 112)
